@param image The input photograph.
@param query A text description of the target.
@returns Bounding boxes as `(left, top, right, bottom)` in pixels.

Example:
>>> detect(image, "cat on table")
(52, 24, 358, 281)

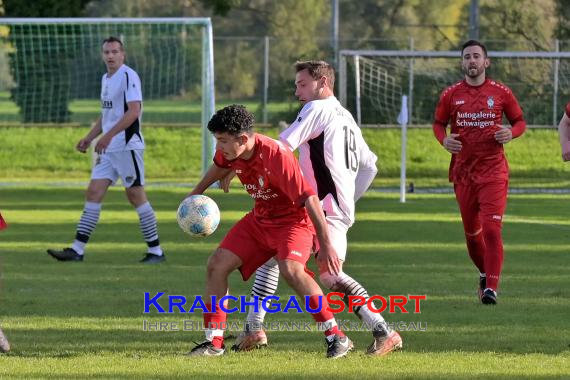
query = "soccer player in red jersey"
(432, 40, 526, 305)
(0, 212, 9, 353)
(557, 103, 570, 161)
(186, 105, 352, 358)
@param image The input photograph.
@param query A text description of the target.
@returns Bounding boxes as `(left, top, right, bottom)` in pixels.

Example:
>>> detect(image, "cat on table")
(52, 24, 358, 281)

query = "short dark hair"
(294, 60, 335, 89)
(102, 36, 124, 50)
(207, 104, 254, 136)
(461, 40, 487, 57)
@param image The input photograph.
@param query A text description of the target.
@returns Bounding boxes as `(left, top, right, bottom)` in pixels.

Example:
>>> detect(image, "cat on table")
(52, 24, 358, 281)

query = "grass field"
(2, 126, 570, 189)
(0, 92, 297, 125)
(0, 187, 569, 378)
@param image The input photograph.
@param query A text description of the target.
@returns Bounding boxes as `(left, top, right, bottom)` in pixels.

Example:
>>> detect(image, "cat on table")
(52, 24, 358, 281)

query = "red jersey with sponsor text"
(214, 133, 316, 223)
(434, 79, 524, 184)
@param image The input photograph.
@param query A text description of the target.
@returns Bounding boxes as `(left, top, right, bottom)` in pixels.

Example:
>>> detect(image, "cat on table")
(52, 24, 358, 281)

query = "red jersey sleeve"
(503, 89, 526, 138)
(213, 150, 232, 168)
(433, 88, 452, 144)
(266, 143, 315, 207)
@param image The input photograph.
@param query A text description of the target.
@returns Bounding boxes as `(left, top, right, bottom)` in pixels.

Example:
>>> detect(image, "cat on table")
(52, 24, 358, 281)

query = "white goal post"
(0, 17, 216, 175)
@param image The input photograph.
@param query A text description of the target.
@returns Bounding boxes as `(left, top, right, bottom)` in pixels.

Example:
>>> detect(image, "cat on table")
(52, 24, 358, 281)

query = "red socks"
(482, 222, 503, 291)
(204, 303, 227, 348)
(464, 222, 503, 292)
(308, 295, 345, 337)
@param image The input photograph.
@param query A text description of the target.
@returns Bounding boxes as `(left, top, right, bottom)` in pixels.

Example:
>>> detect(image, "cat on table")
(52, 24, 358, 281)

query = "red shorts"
(219, 211, 316, 280)
(454, 181, 508, 233)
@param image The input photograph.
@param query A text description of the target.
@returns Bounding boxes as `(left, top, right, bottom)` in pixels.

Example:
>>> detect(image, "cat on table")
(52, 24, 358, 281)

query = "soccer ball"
(176, 195, 220, 237)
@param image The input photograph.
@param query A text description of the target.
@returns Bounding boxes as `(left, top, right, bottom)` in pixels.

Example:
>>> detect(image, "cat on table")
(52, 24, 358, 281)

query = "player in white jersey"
(232, 61, 402, 356)
(47, 36, 164, 264)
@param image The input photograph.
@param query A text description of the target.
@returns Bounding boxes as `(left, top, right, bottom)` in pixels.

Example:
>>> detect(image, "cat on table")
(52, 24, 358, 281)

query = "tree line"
(1, 0, 569, 123)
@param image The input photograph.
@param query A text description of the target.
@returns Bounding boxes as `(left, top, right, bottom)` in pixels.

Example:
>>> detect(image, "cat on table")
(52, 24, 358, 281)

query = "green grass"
(0, 188, 569, 378)
(0, 91, 296, 125)
(1, 126, 570, 189)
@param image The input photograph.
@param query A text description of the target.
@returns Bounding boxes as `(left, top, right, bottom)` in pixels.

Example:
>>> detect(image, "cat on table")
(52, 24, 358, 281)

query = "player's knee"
(319, 271, 337, 289)
(278, 260, 304, 284)
(482, 221, 502, 241)
(206, 249, 233, 278)
(125, 187, 147, 207)
(319, 271, 346, 290)
(85, 187, 105, 202)
(465, 228, 482, 238)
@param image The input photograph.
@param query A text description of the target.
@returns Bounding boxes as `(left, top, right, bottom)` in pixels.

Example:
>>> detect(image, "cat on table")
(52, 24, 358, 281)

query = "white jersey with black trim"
(100, 64, 144, 152)
(280, 96, 378, 227)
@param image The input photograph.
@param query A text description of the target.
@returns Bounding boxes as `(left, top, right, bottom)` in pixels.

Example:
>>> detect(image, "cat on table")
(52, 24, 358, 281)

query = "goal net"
(340, 50, 570, 127)
(0, 18, 215, 174)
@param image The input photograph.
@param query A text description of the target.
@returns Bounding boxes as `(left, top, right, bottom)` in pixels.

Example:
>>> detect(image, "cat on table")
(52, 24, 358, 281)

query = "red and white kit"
(214, 133, 317, 280)
(433, 78, 526, 291)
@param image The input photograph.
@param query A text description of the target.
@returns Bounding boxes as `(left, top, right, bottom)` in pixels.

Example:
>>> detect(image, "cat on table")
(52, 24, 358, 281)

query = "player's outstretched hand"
(494, 125, 513, 144)
(443, 133, 462, 154)
(317, 244, 341, 276)
(76, 138, 91, 153)
(561, 141, 570, 161)
(220, 171, 236, 193)
(94, 134, 112, 154)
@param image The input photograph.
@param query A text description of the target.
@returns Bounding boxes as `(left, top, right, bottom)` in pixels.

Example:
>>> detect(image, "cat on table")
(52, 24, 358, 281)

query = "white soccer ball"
(176, 195, 220, 237)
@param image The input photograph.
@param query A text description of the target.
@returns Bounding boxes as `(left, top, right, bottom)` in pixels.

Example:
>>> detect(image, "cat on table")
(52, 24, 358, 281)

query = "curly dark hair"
(207, 104, 255, 136)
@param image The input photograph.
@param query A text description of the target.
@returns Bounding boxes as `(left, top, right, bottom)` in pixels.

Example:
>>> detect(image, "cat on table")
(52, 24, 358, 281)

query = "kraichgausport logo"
(143, 293, 426, 314)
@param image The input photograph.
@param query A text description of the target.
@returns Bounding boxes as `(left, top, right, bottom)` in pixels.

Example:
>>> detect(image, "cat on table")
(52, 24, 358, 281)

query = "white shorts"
(91, 150, 145, 188)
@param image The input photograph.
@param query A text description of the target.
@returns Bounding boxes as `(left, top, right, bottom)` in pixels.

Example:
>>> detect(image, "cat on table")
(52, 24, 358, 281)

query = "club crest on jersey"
(487, 96, 494, 109)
